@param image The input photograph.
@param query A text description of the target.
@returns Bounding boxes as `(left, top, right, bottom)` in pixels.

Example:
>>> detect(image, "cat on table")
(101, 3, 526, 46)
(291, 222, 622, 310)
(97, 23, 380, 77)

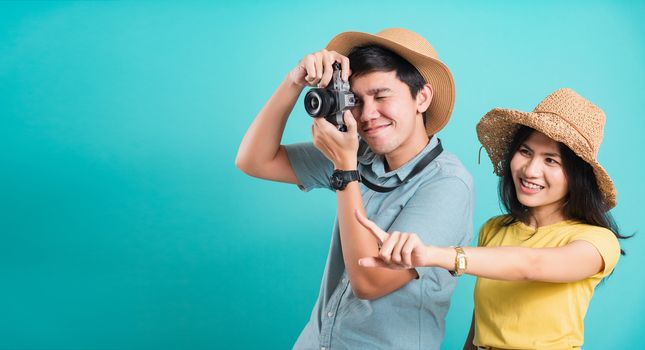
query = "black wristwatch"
(330, 169, 361, 191)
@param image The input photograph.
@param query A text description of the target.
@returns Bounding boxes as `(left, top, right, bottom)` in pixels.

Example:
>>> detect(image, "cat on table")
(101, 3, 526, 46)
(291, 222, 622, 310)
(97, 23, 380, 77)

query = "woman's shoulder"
(478, 215, 513, 246)
(482, 215, 513, 230)
(562, 221, 619, 244)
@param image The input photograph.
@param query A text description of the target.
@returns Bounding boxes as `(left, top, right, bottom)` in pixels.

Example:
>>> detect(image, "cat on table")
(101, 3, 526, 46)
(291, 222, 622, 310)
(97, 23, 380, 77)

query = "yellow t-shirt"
(473, 215, 621, 350)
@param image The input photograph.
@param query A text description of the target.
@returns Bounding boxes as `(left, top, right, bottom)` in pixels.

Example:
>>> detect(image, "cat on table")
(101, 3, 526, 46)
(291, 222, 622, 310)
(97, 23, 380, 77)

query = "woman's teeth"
(521, 179, 544, 190)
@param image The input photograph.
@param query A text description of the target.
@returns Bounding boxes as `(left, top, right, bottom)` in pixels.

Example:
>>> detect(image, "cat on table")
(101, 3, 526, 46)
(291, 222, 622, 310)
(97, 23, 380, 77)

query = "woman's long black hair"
(498, 126, 630, 254)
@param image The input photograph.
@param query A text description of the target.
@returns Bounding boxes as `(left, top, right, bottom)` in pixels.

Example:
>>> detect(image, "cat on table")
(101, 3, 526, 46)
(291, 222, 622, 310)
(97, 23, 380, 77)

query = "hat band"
(532, 110, 594, 152)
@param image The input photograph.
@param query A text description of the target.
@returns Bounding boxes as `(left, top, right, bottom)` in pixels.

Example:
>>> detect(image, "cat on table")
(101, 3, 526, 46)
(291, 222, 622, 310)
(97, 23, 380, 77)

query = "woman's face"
(510, 131, 569, 218)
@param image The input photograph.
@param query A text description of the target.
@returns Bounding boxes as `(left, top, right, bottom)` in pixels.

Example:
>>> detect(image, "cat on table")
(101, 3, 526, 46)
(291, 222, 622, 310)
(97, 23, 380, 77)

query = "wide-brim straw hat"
(477, 88, 617, 209)
(326, 28, 455, 136)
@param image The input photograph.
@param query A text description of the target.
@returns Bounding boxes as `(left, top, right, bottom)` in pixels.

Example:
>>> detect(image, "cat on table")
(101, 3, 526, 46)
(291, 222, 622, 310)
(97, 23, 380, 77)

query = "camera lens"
(304, 89, 323, 116)
(304, 88, 335, 118)
(309, 96, 320, 111)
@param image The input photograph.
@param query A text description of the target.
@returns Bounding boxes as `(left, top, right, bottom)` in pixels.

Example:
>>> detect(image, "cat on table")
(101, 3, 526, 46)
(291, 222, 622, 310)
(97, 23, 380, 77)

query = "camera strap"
(360, 139, 443, 193)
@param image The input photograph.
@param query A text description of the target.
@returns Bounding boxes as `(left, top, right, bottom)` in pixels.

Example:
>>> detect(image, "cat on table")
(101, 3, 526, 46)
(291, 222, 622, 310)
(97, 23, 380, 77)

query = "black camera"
(303, 62, 356, 132)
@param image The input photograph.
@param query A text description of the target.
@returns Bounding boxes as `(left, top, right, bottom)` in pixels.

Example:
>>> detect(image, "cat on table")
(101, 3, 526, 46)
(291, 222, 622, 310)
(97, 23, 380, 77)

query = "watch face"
(331, 170, 359, 190)
(331, 174, 344, 189)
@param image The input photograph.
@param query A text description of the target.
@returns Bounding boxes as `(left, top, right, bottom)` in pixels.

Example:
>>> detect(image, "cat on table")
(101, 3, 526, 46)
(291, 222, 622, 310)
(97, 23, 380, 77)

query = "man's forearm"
(236, 76, 303, 173)
(336, 182, 416, 299)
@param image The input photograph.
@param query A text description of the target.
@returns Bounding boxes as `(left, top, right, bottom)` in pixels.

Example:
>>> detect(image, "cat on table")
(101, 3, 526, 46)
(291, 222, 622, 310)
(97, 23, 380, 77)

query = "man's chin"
(365, 141, 395, 155)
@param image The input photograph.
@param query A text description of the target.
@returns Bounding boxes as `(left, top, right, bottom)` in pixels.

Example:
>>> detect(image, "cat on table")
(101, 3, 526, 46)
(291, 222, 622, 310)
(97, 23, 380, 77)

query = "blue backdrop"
(1, 1, 643, 349)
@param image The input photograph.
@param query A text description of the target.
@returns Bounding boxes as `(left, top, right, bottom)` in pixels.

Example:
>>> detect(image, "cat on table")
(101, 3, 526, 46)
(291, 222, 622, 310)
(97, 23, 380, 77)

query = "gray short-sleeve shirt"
(285, 136, 474, 350)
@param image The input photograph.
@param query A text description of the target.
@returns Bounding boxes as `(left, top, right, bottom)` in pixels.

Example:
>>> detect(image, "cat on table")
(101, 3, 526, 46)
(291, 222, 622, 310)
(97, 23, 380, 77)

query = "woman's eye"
(518, 148, 530, 156)
(545, 158, 559, 165)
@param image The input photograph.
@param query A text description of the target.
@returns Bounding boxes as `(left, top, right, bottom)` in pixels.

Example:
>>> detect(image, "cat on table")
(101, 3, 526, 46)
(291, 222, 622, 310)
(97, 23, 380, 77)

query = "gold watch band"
(449, 246, 467, 277)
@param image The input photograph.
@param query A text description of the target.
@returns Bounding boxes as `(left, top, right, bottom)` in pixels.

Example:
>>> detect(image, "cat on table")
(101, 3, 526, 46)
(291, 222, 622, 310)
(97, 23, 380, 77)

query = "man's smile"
(362, 122, 393, 136)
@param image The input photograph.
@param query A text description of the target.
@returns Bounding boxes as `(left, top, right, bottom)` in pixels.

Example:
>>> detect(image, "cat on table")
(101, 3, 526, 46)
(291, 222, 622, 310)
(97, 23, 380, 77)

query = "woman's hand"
(355, 210, 435, 269)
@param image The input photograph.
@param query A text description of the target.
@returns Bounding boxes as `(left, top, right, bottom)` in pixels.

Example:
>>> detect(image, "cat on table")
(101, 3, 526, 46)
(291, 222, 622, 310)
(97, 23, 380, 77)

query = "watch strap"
(330, 169, 361, 190)
(449, 246, 467, 277)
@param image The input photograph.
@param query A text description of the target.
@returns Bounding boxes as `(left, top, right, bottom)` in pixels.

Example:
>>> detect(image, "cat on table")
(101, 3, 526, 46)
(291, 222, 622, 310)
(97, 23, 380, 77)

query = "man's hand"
(355, 209, 435, 269)
(312, 111, 359, 169)
(288, 49, 351, 88)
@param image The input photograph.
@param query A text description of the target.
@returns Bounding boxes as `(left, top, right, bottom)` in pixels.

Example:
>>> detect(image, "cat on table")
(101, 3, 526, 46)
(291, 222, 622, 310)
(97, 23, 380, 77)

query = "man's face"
(350, 70, 426, 156)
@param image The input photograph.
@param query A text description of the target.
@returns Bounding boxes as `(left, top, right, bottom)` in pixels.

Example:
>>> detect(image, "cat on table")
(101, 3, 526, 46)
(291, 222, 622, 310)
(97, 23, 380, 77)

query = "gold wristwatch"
(449, 246, 467, 277)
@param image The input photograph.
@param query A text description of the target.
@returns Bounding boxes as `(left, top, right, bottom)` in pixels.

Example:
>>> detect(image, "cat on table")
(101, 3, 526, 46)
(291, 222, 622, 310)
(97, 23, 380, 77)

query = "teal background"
(1, 1, 643, 349)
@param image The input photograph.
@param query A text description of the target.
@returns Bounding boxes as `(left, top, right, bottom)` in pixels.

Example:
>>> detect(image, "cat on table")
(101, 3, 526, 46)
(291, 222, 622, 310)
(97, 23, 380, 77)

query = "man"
(236, 28, 474, 349)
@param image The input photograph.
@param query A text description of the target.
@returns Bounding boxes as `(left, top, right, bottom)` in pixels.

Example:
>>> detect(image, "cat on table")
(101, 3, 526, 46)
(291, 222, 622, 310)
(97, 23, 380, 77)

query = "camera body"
(303, 62, 356, 131)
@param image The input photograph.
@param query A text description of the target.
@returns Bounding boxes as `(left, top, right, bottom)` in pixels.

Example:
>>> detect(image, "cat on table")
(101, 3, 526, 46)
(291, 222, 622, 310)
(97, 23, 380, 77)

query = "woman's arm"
(355, 210, 605, 283)
(446, 241, 603, 282)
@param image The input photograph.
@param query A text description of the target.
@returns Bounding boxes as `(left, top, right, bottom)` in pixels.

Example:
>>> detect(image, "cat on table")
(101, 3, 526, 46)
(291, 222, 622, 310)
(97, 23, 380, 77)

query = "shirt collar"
(358, 135, 439, 181)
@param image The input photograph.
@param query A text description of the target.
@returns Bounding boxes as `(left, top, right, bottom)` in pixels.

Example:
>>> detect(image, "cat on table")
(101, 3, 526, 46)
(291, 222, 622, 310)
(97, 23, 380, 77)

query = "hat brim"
(326, 31, 455, 136)
(476, 108, 617, 209)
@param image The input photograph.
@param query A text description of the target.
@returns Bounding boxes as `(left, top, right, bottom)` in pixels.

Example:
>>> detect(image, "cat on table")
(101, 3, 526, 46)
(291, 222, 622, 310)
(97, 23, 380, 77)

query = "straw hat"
(326, 28, 455, 136)
(477, 88, 617, 209)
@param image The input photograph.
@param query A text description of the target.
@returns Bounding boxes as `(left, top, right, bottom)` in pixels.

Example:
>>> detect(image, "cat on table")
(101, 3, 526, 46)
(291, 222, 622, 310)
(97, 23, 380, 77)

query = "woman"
(355, 88, 628, 349)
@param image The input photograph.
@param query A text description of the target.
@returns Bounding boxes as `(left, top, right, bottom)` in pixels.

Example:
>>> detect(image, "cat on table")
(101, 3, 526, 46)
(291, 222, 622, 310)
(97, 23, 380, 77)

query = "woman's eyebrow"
(522, 143, 561, 157)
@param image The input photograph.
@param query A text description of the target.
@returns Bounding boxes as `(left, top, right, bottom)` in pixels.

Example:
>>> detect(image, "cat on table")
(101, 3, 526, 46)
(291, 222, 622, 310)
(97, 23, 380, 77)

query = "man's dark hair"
(347, 45, 428, 124)
(498, 125, 630, 255)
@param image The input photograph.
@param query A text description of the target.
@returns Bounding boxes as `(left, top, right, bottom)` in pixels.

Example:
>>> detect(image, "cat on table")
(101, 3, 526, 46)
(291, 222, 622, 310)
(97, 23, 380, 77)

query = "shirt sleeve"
(284, 142, 334, 192)
(569, 227, 621, 277)
(387, 175, 475, 278)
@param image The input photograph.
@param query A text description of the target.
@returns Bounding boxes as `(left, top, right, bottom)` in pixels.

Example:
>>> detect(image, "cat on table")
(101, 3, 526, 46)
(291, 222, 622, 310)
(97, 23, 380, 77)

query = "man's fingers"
(344, 110, 357, 135)
(319, 53, 334, 88)
(313, 52, 324, 85)
(354, 209, 389, 243)
(339, 54, 350, 81)
(314, 116, 338, 135)
(303, 54, 317, 84)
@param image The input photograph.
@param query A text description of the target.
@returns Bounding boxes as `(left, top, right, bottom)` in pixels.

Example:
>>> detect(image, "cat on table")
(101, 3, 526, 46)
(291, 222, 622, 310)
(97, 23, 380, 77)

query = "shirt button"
(327, 311, 334, 317)
(341, 278, 347, 284)
(321, 347, 326, 350)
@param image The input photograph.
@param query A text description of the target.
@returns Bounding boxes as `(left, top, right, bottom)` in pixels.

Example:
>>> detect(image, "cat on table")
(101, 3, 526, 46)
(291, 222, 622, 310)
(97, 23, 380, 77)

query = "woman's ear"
(416, 83, 433, 113)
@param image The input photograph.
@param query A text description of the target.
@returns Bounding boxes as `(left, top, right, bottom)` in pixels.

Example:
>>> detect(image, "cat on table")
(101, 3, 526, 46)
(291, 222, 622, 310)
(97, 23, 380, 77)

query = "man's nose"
(358, 99, 379, 122)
